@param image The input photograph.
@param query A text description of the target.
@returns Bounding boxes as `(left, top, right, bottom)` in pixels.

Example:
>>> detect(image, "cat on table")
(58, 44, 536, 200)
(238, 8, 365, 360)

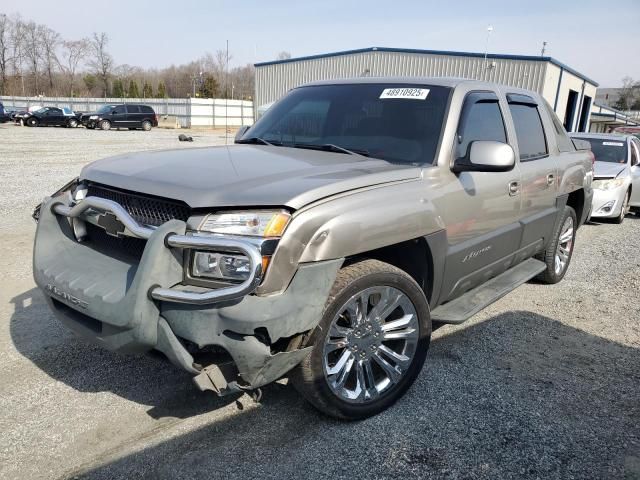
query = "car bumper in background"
(589, 186, 626, 218)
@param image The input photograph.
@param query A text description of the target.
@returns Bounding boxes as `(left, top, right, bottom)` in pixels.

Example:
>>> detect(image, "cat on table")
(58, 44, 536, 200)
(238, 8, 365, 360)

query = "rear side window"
(508, 102, 548, 161)
(127, 105, 141, 113)
(542, 100, 574, 152)
(141, 106, 154, 114)
(456, 93, 507, 159)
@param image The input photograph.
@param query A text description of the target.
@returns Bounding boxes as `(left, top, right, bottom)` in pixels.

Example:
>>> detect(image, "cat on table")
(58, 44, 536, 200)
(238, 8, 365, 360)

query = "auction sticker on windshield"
(380, 88, 429, 100)
(603, 141, 625, 147)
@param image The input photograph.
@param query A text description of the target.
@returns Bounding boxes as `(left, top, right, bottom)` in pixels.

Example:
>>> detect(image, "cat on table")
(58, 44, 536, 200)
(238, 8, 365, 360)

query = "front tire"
(99, 120, 111, 131)
(68, 118, 78, 128)
(290, 259, 431, 420)
(535, 206, 577, 284)
(613, 190, 630, 224)
(27, 117, 38, 127)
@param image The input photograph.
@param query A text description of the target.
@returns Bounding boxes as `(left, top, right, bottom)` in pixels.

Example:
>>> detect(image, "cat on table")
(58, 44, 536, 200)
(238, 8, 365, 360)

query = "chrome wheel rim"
(554, 216, 574, 275)
(322, 286, 419, 404)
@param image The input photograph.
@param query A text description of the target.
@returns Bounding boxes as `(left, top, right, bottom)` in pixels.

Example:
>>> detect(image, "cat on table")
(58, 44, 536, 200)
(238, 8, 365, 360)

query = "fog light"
(598, 201, 615, 213)
(192, 251, 251, 281)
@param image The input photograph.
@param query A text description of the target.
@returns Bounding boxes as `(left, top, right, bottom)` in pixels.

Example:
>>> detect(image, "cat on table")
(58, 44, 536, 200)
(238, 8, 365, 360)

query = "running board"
(431, 258, 546, 324)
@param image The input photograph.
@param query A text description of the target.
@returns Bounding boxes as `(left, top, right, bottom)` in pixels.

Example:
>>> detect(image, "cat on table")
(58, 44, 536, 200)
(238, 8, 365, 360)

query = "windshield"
(34, 107, 48, 114)
(96, 105, 115, 114)
(245, 84, 451, 164)
(575, 137, 628, 164)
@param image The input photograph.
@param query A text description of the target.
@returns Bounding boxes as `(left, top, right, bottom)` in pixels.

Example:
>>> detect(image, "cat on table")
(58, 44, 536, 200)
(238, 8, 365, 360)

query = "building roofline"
(254, 46, 599, 87)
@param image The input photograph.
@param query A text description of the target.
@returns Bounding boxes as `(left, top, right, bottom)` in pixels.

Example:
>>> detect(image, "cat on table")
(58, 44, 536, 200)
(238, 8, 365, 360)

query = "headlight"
(592, 178, 625, 190)
(199, 210, 291, 237)
(192, 252, 252, 281)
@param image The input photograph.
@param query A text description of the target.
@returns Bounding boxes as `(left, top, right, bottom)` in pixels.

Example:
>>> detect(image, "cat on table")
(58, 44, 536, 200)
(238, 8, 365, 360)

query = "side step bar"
(431, 258, 546, 324)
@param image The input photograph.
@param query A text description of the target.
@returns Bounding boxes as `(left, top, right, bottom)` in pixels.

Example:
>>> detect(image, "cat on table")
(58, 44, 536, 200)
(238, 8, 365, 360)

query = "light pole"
(483, 25, 493, 81)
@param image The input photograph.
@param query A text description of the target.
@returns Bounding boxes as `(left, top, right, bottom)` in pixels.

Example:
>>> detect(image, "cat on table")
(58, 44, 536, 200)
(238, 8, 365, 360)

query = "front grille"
(85, 223, 147, 261)
(83, 183, 191, 260)
(86, 183, 190, 227)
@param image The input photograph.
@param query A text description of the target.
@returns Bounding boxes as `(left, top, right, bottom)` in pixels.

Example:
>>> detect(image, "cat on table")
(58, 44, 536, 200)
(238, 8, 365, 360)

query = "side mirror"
(453, 141, 515, 173)
(234, 125, 250, 143)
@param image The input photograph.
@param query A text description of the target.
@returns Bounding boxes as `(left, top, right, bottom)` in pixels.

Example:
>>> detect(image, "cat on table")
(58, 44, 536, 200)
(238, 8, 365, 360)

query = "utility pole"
(541, 41, 547, 57)
(483, 25, 493, 81)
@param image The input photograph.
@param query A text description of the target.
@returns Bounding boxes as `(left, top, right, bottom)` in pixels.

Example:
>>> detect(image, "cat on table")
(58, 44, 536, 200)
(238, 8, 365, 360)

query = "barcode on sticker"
(603, 141, 624, 146)
(380, 88, 429, 100)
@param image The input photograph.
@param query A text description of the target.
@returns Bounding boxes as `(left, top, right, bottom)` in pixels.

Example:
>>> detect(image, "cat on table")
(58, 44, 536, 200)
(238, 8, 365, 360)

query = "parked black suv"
(82, 104, 158, 131)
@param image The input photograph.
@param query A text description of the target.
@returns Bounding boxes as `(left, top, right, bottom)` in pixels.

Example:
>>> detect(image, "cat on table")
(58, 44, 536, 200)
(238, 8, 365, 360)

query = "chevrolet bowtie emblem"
(97, 212, 126, 237)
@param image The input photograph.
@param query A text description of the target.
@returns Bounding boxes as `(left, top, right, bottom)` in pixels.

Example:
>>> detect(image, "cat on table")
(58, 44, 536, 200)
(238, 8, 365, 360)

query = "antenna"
(483, 25, 493, 81)
(225, 40, 229, 145)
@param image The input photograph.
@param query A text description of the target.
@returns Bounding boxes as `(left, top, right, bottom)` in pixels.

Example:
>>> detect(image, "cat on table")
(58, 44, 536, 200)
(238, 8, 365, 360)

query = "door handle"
(508, 181, 520, 196)
(546, 173, 555, 186)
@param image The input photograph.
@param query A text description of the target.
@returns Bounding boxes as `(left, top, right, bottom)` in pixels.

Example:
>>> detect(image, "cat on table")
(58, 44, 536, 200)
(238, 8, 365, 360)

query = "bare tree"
(89, 32, 113, 97)
(22, 21, 42, 95)
(58, 38, 89, 96)
(41, 26, 60, 93)
(276, 51, 292, 60)
(0, 14, 11, 95)
(9, 16, 26, 96)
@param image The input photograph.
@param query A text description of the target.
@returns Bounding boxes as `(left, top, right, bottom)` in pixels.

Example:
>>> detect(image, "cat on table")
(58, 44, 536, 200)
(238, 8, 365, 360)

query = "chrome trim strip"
(51, 196, 265, 305)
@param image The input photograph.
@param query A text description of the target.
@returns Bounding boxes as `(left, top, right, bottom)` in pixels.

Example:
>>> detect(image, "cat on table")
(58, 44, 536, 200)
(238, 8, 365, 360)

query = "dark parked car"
(0, 102, 10, 123)
(82, 104, 158, 131)
(22, 107, 80, 128)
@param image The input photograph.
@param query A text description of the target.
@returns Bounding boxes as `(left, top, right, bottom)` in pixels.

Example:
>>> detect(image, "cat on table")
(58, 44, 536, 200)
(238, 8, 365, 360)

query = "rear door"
(437, 90, 522, 302)
(506, 94, 560, 256)
(630, 138, 640, 207)
(42, 108, 63, 126)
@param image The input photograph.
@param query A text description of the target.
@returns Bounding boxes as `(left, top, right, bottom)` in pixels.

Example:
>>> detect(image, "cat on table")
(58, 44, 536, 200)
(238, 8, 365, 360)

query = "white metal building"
(254, 47, 598, 132)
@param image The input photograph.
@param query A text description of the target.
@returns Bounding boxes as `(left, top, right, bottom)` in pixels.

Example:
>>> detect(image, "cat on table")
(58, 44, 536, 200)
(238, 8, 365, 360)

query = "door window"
(127, 105, 141, 114)
(112, 106, 126, 115)
(456, 93, 507, 159)
(508, 102, 548, 161)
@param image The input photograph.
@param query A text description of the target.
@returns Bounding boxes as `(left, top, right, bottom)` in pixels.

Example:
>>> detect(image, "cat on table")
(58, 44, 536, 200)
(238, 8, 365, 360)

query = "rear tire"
(141, 120, 152, 131)
(290, 259, 431, 420)
(535, 206, 577, 284)
(99, 120, 111, 131)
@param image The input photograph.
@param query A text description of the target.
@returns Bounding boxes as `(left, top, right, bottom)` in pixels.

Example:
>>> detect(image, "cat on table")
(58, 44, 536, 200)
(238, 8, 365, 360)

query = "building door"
(564, 90, 579, 132)
(577, 95, 592, 132)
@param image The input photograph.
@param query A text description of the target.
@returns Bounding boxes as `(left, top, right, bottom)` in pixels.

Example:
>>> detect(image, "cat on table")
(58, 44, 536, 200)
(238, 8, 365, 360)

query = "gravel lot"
(1, 125, 639, 479)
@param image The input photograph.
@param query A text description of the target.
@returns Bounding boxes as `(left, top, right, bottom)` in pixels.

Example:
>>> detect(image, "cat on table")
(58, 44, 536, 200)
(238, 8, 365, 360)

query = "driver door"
(436, 90, 522, 302)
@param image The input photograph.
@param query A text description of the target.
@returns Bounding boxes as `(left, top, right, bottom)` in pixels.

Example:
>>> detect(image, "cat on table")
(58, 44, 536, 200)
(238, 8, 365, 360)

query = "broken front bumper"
(33, 195, 342, 394)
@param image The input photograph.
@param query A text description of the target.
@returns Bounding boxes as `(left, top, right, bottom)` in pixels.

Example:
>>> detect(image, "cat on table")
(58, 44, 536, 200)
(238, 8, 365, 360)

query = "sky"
(5, 0, 640, 87)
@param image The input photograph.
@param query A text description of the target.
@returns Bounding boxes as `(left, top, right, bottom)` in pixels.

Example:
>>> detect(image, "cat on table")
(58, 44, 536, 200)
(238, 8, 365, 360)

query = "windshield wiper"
(292, 143, 370, 157)
(236, 137, 278, 146)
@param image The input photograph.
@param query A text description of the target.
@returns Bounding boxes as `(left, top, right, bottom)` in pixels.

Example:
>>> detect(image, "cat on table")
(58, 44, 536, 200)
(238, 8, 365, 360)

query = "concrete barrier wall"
(0, 96, 254, 128)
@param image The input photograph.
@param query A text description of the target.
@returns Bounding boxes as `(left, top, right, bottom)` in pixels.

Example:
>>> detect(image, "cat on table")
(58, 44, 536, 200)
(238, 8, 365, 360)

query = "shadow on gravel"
(10, 290, 640, 479)
(9, 288, 239, 419)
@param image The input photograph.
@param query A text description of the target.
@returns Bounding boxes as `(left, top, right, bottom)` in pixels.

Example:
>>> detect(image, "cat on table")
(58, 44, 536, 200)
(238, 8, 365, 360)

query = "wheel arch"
(344, 230, 447, 308)
(566, 188, 585, 227)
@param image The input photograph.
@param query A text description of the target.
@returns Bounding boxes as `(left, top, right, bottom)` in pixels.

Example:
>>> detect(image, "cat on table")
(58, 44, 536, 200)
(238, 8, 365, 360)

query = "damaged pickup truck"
(33, 77, 593, 420)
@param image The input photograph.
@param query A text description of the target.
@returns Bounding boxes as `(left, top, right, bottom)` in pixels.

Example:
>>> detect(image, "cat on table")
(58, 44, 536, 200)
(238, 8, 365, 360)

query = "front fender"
(257, 178, 445, 295)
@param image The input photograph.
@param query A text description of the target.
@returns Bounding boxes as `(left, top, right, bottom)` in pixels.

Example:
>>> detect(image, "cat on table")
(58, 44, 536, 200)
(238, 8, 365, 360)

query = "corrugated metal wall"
(255, 50, 548, 107)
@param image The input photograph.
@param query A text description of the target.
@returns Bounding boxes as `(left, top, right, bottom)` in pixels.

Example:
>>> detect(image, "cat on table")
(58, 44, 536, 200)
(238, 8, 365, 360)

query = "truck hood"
(80, 145, 421, 209)
(594, 161, 627, 179)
